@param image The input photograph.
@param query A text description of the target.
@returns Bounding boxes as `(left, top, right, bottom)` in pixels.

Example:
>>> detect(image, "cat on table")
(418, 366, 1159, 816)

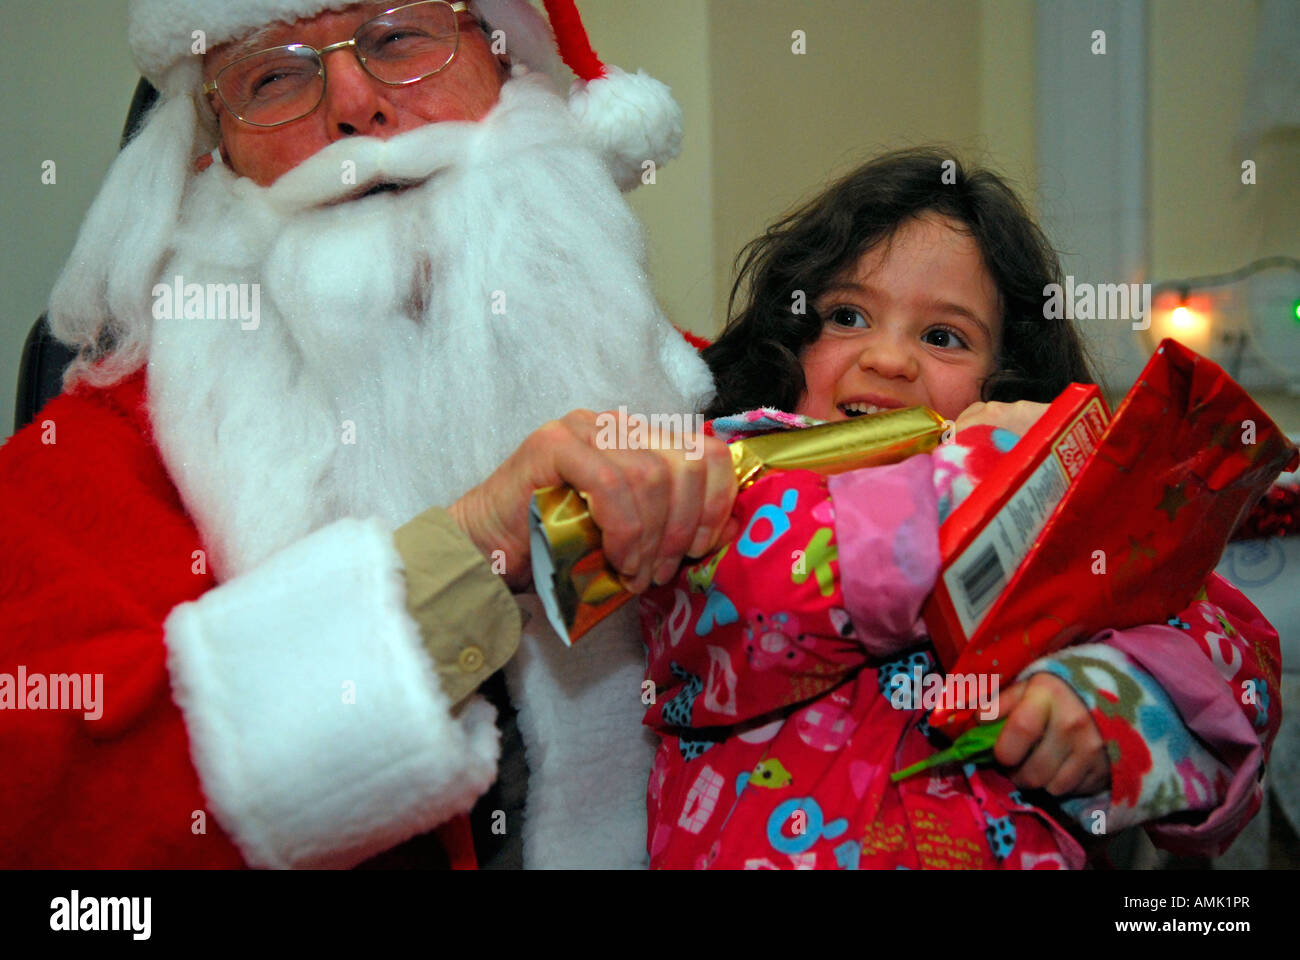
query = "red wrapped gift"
(926, 339, 1299, 735)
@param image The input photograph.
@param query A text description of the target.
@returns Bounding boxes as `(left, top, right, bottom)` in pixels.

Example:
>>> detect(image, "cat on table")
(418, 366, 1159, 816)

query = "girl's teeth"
(843, 402, 883, 415)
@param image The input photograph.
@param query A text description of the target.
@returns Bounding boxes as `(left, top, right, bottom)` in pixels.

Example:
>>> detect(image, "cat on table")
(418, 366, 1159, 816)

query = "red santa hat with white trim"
(126, 0, 682, 191)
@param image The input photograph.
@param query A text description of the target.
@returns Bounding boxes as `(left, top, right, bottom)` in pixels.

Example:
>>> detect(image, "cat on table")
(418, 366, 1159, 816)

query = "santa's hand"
(952, 400, 1048, 439)
(447, 409, 737, 593)
(991, 673, 1111, 797)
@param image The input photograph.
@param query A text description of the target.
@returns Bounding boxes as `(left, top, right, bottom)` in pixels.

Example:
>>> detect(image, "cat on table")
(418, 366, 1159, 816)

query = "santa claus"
(0, 0, 739, 868)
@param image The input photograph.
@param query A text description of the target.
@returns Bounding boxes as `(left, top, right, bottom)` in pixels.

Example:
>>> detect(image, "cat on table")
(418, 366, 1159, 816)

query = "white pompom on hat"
(126, 0, 681, 190)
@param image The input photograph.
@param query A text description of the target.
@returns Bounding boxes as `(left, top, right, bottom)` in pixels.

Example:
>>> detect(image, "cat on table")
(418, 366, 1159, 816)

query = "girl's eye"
(923, 326, 968, 349)
(828, 307, 867, 329)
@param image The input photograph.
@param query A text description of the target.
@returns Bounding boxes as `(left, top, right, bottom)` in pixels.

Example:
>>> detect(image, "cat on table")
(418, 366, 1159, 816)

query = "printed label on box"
(1055, 403, 1107, 479)
(944, 452, 1071, 638)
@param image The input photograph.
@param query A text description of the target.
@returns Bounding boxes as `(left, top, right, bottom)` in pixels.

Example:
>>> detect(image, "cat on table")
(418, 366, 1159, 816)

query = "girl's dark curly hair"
(702, 148, 1100, 419)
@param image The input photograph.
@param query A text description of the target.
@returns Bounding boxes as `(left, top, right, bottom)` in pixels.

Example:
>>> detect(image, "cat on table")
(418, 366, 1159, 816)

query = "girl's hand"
(991, 673, 1111, 797)
(953, 400, 1049, 439)
(448, 409, 738, 593)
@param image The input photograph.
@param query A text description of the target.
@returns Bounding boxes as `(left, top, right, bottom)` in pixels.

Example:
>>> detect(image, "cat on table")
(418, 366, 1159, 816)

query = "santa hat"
(127, 0, 682, 190)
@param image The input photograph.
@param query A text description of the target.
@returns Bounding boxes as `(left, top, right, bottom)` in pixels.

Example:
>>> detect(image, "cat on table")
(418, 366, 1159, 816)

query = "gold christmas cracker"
(727, 406, 948, 488)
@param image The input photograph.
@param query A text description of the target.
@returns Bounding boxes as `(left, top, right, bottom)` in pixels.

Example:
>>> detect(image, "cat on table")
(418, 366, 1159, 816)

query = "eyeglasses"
(203, 1, 470, 127)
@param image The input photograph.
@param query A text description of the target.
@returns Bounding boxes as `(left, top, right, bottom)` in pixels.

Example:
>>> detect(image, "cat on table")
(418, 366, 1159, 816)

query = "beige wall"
(979, 0, 1037, 207)
(579, 0, 716, 336)
(708, 0, 985, 327)
(1149, 0, 1300, 279)
(2, 0, 1294, 438)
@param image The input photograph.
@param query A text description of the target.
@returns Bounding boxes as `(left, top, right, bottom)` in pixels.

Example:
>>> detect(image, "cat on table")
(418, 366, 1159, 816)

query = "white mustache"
(229, 75, 563, 216)
(241, 120, 478, 215)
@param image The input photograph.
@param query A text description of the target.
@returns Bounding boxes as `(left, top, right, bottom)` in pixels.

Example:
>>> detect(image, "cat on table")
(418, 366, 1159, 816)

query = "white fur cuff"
(164, 516, 500, 869)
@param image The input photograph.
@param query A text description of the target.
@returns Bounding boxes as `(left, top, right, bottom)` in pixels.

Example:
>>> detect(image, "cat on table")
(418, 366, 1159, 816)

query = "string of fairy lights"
(1145, 256, 1300, 383)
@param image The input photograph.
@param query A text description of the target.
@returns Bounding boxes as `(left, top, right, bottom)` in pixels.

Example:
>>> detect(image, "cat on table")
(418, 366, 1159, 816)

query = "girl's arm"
(1015, 573, 1278, 857)
(642, 453, 943, 731)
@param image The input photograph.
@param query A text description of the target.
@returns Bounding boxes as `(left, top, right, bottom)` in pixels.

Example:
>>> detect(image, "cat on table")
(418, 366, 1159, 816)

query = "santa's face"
(146, 74, 712, 580)
(204, 2, 508, 186)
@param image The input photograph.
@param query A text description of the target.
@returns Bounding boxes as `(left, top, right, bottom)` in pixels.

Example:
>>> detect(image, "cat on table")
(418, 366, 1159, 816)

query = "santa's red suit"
(2, 372, 248, 866)
(0, 367, 674, 868)
(1, 371, 500, 867)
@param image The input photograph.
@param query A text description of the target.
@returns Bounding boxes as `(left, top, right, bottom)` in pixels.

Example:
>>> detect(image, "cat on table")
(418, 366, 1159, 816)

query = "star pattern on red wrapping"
(1156, 482, 1190, 522)
(1201, 414, 1235, 445)
(1118, 532, 1158, 576)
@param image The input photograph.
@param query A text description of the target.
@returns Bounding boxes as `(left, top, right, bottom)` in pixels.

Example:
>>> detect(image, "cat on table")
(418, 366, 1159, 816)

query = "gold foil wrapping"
(728, 406, 948, 488)
(529, 485, 634, 646)
(531, 406, 946, 644)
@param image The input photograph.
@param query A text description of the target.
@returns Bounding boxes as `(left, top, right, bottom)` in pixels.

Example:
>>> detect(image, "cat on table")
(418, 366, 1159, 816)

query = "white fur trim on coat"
(163, 516, 500, 869)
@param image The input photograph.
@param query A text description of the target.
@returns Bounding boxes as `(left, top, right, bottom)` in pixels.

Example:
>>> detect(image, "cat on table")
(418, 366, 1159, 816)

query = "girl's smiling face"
(796, 213, 1003, 424)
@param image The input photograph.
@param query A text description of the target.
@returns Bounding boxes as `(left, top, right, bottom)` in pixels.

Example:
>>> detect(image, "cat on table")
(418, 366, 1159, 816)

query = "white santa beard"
(147, 75, 713, 581)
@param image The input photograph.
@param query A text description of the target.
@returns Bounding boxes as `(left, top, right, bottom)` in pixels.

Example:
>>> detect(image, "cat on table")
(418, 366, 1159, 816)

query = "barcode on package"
(957, 543, 1005, 620)
(944, 451, 1072, 639)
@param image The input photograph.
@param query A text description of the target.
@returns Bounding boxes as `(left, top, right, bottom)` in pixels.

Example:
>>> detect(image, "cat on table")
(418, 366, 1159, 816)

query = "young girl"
(638, 149, 1281, 870)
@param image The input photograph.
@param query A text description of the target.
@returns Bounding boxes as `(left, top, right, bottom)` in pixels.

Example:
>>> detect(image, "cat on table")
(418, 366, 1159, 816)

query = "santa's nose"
(322, 49, 396, 139)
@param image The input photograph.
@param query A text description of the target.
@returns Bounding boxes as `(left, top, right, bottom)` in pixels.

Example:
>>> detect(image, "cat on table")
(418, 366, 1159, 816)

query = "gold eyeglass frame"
(202, 0, 470, 127)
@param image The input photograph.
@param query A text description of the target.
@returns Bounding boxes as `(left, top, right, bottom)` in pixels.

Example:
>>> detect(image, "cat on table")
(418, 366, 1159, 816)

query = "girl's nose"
(322, 49, 396, 140)
(857, 334, 919, 380)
